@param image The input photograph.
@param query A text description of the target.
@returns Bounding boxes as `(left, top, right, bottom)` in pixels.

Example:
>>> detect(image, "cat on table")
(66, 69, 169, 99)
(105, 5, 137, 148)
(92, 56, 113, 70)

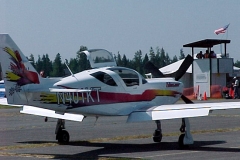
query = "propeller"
(181, 95, 193, 104)
(144, 61, 165, 78)
(174, 55, 193, 81)
(144, 55, 194, 104)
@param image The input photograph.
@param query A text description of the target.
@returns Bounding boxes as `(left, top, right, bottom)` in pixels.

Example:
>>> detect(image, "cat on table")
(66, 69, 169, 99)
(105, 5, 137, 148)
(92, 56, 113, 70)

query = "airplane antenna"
(64, 59, 74, 77)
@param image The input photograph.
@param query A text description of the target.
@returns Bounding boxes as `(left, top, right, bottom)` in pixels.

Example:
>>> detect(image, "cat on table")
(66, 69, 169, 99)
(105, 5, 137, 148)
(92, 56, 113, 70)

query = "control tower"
(183, 39, 232, 97)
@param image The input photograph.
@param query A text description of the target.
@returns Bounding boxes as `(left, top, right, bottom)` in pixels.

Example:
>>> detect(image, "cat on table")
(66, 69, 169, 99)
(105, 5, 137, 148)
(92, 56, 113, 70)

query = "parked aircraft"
(0, 80, 7, 104)
(1, 34, 240, 147)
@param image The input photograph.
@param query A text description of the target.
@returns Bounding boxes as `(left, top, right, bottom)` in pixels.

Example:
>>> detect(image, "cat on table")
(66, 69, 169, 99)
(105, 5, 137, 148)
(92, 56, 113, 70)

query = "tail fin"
(0, 34, 41, 105)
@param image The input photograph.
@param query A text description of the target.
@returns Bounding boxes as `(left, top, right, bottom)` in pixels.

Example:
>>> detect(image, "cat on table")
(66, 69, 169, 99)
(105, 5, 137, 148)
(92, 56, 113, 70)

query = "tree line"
(2, 45, 240, 79)
(25, 46, 186, 77)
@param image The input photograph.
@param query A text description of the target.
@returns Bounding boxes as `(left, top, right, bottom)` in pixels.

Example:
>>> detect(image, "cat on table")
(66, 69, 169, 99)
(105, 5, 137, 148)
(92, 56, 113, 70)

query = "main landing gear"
(178, 118, 194, 147)
(153, 120, 162, 142)
(153, 118, 194, 147)
(55, 119, 70, 144)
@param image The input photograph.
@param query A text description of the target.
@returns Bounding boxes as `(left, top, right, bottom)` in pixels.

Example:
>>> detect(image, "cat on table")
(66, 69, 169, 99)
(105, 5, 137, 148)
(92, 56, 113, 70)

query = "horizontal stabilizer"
(0, 98, 8, 106)
(0, 98, 22, 107)
(21, 106, 84, 122)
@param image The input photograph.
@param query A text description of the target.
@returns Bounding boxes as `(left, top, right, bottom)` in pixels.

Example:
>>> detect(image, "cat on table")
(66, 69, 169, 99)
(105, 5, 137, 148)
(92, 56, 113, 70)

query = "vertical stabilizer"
(0, 34, 41, 105)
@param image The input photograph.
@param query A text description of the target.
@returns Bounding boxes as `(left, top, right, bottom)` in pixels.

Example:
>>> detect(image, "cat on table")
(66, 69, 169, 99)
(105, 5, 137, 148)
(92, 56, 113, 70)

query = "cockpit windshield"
(80, 49, 116, 68)
(91, 50, 114, 63)
(90, 71, 117, 86)
(108, 68, 140, 87)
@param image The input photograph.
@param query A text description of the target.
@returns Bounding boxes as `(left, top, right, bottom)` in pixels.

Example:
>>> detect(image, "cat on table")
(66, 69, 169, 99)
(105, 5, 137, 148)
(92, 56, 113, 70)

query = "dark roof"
(183, 39, 231, 48)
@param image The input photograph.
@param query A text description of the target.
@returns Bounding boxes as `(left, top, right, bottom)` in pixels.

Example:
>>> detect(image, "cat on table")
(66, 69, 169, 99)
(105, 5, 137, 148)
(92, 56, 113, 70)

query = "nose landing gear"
(55, 119, 70, 144)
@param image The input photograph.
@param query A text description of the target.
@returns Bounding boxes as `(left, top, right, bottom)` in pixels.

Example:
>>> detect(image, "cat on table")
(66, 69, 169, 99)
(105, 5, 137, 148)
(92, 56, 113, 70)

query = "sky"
(0, 0, 239, 62)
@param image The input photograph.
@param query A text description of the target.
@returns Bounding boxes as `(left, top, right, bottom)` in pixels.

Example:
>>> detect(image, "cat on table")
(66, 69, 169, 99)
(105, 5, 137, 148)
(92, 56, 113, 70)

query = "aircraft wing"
(127, 102, 240, 123)
(20, 106, 84, 122)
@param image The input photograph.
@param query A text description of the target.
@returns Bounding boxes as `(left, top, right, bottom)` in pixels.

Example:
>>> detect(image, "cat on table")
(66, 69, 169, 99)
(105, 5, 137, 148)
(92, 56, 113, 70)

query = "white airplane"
(0, 34, 240, 147)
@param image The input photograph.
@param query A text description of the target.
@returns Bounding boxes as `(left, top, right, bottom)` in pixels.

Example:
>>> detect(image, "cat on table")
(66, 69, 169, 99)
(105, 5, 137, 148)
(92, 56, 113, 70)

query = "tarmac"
(1, 99, 240, 159)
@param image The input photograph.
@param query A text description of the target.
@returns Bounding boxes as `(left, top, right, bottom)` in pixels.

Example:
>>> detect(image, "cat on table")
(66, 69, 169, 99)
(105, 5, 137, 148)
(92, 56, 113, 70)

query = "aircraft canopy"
(81, 49, 117, 68)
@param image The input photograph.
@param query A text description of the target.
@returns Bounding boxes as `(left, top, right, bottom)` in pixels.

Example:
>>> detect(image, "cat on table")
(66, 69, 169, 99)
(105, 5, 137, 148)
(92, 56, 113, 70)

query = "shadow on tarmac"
(17, 140, 240, 159)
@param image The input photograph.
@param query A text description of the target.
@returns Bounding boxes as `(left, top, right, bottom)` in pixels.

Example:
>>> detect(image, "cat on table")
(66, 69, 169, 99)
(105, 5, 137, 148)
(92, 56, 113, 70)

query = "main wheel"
(153, 130, 162, 142)
(178, 134, 185, 148)
(57, 130, 70, 144)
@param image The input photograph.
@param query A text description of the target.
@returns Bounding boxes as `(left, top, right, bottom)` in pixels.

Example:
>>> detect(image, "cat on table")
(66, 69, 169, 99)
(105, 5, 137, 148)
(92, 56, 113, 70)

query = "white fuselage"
(22, 67, 184, 116)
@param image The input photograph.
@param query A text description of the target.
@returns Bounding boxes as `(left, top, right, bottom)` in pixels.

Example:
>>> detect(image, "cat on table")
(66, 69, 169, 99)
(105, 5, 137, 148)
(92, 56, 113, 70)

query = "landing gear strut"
(55, 119, 70, 144)
(153, 120, 162, 142)
(178, 118, 193, 147)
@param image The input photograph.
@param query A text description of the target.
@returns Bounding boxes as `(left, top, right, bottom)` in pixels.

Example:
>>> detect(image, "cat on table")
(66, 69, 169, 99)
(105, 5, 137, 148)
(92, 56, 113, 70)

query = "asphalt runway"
(1, 100, 240, 159)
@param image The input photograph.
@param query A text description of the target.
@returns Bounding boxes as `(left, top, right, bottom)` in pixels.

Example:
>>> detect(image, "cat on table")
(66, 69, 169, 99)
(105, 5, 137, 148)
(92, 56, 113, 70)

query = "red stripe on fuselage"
(69, 89, 179, 108)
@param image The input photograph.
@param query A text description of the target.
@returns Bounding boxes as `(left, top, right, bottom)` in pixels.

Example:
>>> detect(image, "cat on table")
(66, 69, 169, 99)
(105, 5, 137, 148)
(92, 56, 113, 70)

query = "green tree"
(42, 54, 52, 77)
(35, 55, 43, 73)
(35, 54, 52, 76)
(27, 54, 36, 68)
(116, 52, 122, 66)
(171, 55, 178, 63)
(155, 47, 161, 68)
(122, 54, 128, 67)
(149, 47, 155, 63)
(133, 50, 143, 74)
(159, 47, 166, 68)
(142, 53, 149, 74)
(76, 46, 90, 72)
(179, 49, 185, 60)
(165, 53, 171, 65)
(69, 58, 79, 73)
(128, 59, 135, 70)
(30, 45, 188, 77)
(51, 53, 64, 77)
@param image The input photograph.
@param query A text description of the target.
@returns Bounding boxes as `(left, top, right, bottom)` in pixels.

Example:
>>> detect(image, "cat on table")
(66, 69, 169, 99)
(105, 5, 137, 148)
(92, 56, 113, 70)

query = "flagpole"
(220, 32, 224, 54)
(226, 27, 229, 40)
(226, 26, 229, 57)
